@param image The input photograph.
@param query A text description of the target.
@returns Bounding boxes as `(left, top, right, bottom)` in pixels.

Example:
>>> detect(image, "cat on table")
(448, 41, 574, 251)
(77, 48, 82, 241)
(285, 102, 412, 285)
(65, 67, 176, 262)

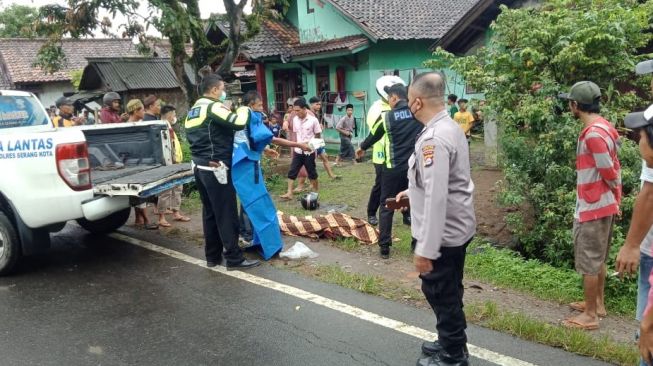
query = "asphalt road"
(0, 225, 615, 366)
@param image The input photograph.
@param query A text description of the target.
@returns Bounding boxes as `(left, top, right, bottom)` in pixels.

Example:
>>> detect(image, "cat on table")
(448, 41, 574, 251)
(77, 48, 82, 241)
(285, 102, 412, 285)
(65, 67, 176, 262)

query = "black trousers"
(194, 168, 244, 266)
(379, 169, 410, 246)
(288, 153, 318, 180)
(420, 242, 470, 356)
(339, 136, 355, 160)
(367, 163, 383, 217)
(379, 168, 409, 247)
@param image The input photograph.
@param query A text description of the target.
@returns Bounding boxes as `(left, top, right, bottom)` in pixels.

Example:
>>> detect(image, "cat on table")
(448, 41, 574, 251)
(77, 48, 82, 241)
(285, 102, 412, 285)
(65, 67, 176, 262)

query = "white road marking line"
(110, 233, 537, 366)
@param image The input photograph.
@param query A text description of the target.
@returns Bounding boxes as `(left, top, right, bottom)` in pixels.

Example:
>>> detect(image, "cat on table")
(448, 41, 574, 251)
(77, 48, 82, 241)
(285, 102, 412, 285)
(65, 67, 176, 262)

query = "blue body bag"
(232, 111, 283, 260)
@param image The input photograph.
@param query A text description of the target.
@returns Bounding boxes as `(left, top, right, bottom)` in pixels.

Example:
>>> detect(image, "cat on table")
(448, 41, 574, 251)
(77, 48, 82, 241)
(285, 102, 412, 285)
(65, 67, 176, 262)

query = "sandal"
(561, 318, 599, 330)
(159, 221, 172, 228)
(569, 302, 607, 317)
(279, 194, 292, 201)
(173, 215, 191, 222)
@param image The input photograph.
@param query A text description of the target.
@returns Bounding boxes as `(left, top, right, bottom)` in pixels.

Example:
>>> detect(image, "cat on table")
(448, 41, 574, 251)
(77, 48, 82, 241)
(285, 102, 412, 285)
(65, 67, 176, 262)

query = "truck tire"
(76, 208, 131, 234)
(0, 212, 20, 276)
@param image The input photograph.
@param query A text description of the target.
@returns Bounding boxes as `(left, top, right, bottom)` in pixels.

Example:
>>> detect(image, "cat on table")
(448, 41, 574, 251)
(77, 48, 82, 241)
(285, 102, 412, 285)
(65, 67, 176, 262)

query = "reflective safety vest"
(185, 96, 250, 167)
(366, 99, 391, 165)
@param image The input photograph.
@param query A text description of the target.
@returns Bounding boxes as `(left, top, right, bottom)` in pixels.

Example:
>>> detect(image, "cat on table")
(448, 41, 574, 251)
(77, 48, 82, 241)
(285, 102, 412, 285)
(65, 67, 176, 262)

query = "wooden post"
(255, 63, 269, 112)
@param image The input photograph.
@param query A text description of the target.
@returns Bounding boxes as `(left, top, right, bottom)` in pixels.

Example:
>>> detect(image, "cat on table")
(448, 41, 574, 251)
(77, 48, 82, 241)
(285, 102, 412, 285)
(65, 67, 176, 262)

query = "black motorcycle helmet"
(301, 192, 319, 210)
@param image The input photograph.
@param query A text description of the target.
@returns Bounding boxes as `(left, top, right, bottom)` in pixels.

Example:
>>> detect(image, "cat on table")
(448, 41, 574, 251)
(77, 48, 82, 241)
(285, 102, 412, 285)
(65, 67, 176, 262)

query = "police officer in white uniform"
(396, 72, 476, 366)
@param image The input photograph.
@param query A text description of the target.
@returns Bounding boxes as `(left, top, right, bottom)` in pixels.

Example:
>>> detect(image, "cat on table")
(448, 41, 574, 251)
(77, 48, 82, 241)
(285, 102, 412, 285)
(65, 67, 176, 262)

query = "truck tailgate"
(93, 163, 193, 197)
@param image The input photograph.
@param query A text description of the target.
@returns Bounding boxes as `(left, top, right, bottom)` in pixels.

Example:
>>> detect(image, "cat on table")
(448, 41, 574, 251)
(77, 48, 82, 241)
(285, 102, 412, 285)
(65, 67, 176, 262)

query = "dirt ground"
(139, 142, 638, 346)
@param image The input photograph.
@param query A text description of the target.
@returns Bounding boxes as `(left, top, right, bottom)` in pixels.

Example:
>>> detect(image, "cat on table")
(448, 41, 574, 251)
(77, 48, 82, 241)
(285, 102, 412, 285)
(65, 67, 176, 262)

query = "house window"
(316, 66, 330, 97)
(307, 0, 314, 13)
(272, 68, 302, 113)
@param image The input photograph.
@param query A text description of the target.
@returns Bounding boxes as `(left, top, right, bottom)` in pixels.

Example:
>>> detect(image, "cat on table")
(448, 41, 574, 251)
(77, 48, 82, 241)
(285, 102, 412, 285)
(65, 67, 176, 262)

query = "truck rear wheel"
(0, 212, 21, 276)
(76, 208, 131, 234)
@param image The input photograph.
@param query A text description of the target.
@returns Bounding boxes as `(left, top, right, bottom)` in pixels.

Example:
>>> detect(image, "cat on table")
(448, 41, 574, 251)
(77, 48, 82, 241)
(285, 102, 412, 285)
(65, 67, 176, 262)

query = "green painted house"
(210, 0, 517, 141)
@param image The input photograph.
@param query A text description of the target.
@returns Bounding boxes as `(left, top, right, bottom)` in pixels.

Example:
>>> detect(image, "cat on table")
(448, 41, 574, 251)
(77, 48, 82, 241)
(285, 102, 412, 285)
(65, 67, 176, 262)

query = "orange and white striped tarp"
(277, 211, 379, 244)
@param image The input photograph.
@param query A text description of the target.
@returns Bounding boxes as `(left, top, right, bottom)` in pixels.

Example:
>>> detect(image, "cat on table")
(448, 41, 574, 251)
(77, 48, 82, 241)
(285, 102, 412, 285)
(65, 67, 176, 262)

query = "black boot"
(379, 245, 390, 259)
(422, 341, 469, 358)
(416, 349, 469, 366)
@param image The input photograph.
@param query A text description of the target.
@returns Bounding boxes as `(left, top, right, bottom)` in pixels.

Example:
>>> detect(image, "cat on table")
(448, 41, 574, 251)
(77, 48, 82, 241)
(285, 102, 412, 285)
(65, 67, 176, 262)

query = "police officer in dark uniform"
(397, 72, 476, 366)
(356, 84, 422, 258)
(185, 72, 260, 270)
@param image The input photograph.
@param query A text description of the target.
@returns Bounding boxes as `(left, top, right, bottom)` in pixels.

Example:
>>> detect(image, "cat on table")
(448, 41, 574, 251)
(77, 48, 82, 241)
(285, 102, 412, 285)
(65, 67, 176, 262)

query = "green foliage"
(466, 241, 637, 315)
(33, 41, 67, 74)
(0, 4, 40, 38)
(426, 0, 653, 267)
(69, 69, 83, 91)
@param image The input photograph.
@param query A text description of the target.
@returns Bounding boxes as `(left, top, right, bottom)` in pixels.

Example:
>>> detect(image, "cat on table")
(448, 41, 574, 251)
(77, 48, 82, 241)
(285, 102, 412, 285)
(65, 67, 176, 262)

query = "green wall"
(287, 0, 299, 28)
(262, 40, 483, 144)
(292, 0, 364, 43)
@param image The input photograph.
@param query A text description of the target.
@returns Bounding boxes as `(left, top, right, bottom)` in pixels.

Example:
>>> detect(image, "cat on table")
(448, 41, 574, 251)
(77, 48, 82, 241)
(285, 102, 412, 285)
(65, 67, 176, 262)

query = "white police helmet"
(376, 75, 406, 101)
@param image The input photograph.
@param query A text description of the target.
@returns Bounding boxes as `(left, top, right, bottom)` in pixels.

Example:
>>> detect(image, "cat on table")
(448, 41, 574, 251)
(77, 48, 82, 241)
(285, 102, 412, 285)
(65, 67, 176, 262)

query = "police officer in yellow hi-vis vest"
(364, 75, 404, 226)
(185, 72, 260, 270)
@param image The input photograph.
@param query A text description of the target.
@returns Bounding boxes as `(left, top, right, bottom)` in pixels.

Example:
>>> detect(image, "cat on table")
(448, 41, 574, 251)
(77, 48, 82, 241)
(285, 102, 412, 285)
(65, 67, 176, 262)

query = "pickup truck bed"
(80, 122, 194, 198)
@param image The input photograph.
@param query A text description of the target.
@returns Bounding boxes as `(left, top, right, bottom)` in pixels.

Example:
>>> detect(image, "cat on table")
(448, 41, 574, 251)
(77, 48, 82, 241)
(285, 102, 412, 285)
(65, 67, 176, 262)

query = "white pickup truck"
(0, 90, 193, 275)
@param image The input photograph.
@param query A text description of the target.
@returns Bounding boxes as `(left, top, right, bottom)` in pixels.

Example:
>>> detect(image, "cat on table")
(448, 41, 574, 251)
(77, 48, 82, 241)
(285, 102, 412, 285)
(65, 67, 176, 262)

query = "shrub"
(426, 0, 653, 268)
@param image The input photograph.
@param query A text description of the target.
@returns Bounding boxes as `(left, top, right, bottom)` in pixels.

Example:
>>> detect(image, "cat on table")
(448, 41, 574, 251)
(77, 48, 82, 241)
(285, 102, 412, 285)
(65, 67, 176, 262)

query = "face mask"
(170, 117, 177, 125)
(219, 91, 227, 102)
(409, 98, 421, 121)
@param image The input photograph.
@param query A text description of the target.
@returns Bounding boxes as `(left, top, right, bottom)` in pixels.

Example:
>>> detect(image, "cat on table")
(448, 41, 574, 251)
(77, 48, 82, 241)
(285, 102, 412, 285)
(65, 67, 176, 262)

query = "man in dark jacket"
(185, 72, 260, 270)
(356, 83, 422, 258)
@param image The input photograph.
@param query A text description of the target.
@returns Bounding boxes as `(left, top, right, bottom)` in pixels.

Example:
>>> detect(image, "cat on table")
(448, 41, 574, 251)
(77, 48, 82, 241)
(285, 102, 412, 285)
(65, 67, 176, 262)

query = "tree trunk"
(170, 42, 198, 107)
(215, 0, 248, 77)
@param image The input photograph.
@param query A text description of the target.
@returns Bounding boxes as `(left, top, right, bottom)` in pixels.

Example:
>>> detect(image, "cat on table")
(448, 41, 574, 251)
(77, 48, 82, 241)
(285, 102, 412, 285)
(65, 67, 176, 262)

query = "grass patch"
(332, 237, 362, 252)
(465, 240, 637, 315)
(309, 264, 384, 295)
(466, 302, 639, 366)
(289, 263, 423, 301)
(181, 190, 202, 213)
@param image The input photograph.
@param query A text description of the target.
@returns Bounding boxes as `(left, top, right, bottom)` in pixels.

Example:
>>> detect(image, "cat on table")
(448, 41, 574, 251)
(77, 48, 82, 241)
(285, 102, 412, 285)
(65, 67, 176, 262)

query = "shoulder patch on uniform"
(187, 107, 201, 119)
(422, 145, 435, 167)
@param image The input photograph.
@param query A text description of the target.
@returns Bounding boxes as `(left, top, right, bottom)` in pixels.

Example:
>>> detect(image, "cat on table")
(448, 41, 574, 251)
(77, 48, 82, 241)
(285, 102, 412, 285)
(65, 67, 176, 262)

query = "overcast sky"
(2, 0, 252, 37)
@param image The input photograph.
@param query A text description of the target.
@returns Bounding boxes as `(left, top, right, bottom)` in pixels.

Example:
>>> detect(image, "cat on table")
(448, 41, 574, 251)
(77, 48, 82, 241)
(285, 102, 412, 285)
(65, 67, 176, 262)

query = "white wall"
(25, 81, 75, 109)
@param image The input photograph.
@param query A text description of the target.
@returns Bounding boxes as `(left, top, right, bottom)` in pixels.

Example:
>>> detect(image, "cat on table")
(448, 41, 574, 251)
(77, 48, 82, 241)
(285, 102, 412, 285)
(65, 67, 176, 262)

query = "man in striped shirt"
(559, 81, 622, 330)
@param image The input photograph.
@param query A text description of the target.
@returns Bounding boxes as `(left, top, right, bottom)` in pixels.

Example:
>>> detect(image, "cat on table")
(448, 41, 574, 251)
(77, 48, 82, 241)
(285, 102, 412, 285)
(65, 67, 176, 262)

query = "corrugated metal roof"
(81, 57, 188, 92)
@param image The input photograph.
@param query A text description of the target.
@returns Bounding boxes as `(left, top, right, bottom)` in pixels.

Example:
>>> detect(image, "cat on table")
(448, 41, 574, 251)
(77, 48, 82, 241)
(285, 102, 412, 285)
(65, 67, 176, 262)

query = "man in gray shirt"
(396, 72, 476, 366)
(335, 104, 356, 164)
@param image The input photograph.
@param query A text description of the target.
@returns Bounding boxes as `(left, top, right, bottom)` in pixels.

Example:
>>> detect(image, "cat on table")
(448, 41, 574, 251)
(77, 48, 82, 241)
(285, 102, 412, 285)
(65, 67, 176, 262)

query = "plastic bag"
(279, 241, 319, 260)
